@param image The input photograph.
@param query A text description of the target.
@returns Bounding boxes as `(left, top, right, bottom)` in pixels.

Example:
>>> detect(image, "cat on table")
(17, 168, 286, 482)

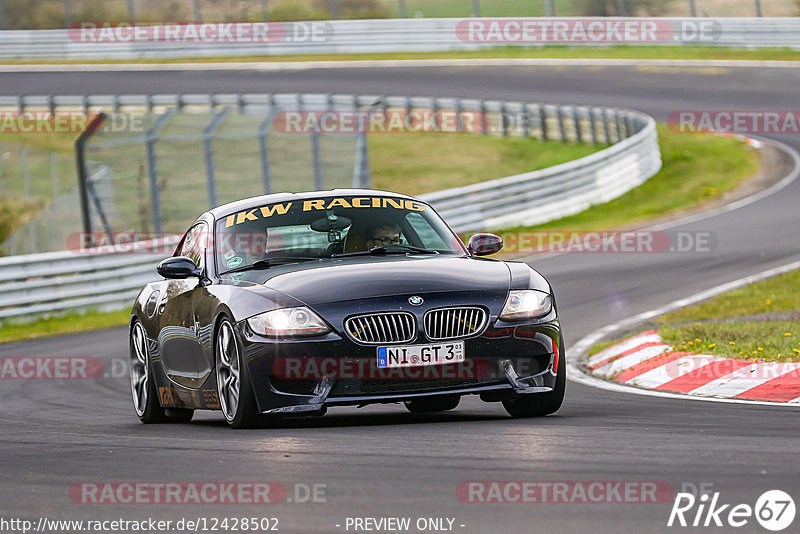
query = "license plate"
(376, 341, 465, 369)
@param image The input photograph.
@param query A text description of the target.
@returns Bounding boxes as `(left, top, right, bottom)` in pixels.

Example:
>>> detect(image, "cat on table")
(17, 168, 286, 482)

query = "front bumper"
(238, 319, 561, 414)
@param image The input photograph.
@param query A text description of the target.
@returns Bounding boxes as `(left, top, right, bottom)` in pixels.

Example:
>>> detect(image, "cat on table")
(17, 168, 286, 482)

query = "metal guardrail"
(420, 104, 659, 231)
(0, 93, 660, 322)
(0, 18, 798, 59)
(0, 238, 178, 320)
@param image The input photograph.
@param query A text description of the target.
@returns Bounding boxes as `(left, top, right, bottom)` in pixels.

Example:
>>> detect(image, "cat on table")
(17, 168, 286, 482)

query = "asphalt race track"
(2, 64, 800, 533)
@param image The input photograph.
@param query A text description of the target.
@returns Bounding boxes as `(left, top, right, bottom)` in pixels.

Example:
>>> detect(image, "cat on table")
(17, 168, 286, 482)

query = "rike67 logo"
(668, 486, 795, 531)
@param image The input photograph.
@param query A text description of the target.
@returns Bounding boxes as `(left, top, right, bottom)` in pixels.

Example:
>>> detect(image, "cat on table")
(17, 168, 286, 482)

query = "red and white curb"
(586, 331, 800, 403)
(567, 141, 800, 406)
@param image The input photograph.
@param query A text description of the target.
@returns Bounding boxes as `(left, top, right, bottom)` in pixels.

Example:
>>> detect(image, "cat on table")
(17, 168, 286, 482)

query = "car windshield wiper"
(223, 256, 319, 274)
(333, 244, 440, 258)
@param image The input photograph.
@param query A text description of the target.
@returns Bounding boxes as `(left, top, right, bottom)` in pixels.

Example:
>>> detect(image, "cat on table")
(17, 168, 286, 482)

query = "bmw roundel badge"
(408, 296, 424, 306)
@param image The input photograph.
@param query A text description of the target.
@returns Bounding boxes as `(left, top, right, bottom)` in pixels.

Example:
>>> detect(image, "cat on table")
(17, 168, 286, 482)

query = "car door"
(158, 222, 210, 389)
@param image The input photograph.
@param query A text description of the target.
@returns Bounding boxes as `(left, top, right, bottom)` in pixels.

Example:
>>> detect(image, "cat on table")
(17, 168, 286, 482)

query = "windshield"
(214, 195, 466, 274)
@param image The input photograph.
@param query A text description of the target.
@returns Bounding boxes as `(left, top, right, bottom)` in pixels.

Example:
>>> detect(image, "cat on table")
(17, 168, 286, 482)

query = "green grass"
(591, 269, 800, 363)
(0, 124, 605, 238)
(0, 132, 76, 154)
(588, 339, 620, 357)
(380, 0, 573, 18)
(378, 0, 798, 18)
(5, 0, 795, 29)
(0, 124, 760, 342)
(369, 132, 602, 195)
(0, 132, 78, 245)
(5, 45, 800, 65)
(0, 309, 131, 344)
(657, 267, 800, 362)
(0, 130, 602, 341)
(661, 321, 800, 363)
(492, 124, 759, 242)
(659, 269, 800, 323)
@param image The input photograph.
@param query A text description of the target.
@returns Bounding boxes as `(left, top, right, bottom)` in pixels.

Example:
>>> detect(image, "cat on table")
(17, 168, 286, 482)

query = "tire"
(502, 334, 566, 418)
(405, 395, 460, 414)
(215, 317, 271, 429)
(129, 320, 194, 424)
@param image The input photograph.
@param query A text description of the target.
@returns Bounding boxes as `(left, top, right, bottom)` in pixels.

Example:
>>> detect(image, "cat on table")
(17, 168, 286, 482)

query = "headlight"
(247, 307, 330, 337)
(499, 290, 552, 321)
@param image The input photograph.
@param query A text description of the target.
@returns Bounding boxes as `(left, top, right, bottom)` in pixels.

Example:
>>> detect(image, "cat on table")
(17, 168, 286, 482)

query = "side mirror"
(467, 233, 504, 256)
(157, 256, 201, 279)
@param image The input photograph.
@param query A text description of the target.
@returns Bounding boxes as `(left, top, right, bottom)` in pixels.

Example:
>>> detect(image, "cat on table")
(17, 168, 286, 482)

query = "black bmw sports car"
(129, 190, 564, 428)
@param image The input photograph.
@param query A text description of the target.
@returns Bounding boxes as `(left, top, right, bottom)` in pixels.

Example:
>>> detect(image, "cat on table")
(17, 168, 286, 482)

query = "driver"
(229, 227, 268, 268)
(365, 222, 403, 249)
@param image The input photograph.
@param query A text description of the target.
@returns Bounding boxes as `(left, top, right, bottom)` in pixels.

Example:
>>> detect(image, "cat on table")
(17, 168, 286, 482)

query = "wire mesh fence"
(0, 96, 365, 255)
(0, 141, 77, 255)
(80, 106, 362, 243)
(0, 144, 74, 201)
(2, 92, 638, 256)
(0, 0, 791, 30)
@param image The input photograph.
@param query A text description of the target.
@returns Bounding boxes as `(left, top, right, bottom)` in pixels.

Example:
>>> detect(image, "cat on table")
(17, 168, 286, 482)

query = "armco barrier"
(420, 109, 658, 231)
(0, 238, 178, 320)
(0, 93, 660, 321)
(0, 18, 797, 59)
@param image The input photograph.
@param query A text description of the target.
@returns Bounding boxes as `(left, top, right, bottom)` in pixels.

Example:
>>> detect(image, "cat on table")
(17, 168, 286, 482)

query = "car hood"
(254, 256, 511, 305)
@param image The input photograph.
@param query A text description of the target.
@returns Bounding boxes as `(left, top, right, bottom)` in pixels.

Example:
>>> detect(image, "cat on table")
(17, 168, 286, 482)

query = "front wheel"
(129, 320, 193, 424)
(502, 334, 566, 418)
(215, 318, 270, 429)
